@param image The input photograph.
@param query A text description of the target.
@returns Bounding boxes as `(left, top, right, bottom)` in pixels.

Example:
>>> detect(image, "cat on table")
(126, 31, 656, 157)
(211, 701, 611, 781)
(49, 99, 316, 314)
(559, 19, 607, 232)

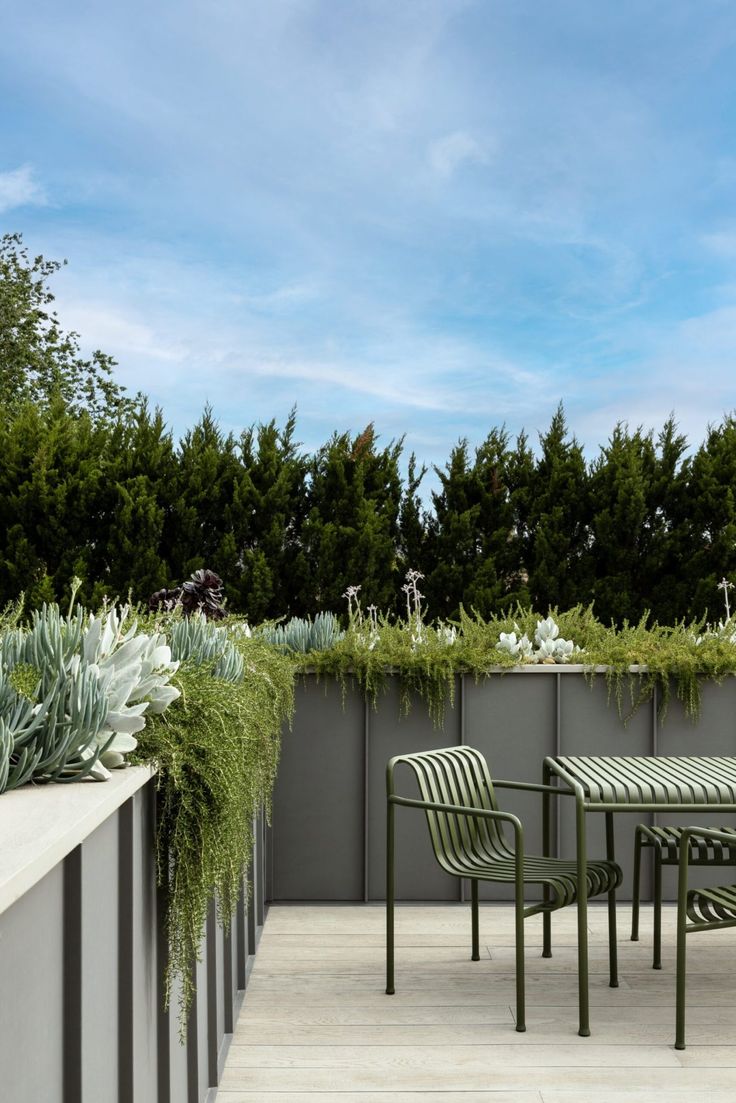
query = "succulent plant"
(169, 613, 244, 682)
(149, 569, 227, 620)
(0, 604, 180, 792)
(259, 612, 344, 654)
(181, 569, 226, 619)
(81, 606, 180, 768)
(496, 617, 579, 665)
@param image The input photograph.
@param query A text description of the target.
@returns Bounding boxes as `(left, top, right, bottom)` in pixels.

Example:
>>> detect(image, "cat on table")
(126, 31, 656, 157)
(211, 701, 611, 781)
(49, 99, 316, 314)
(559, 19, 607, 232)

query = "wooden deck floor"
(216, 904, 736, 1102)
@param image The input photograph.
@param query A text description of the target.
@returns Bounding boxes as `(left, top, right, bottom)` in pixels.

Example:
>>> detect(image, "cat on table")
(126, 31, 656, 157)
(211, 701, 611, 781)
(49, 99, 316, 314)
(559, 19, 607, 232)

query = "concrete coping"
(0, 765, 155, 916)
(296, 664, 670, 675)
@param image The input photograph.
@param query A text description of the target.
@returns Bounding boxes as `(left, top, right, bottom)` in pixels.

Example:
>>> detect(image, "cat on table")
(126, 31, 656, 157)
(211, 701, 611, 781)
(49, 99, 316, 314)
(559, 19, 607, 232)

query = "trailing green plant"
(295, 599, 736, 726)
(133, 634, 294, 1027)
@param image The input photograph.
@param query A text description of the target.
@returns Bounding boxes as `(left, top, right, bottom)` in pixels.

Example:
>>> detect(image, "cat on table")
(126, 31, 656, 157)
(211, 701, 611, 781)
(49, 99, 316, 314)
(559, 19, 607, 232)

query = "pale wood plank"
(217, 904, 736, 1099)
(234, 1001, 725, 1027)
(223, 1042, 679, 1068)
(218, 1067, 736, 1092)
(216, 1094, 543, 1103)
(233, 1020, 736, 1047)
(543, 1095, 736, 1103)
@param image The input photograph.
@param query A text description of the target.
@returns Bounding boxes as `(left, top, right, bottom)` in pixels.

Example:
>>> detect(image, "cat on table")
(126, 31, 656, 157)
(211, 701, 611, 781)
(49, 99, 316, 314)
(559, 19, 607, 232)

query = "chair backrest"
(387, 746, 508, 872)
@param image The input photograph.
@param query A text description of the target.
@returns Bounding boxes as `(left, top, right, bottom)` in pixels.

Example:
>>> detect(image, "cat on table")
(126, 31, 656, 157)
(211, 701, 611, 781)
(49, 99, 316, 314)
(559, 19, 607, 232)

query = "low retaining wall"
(0, 768, 267, 1103)
(267, 669, 736, 904)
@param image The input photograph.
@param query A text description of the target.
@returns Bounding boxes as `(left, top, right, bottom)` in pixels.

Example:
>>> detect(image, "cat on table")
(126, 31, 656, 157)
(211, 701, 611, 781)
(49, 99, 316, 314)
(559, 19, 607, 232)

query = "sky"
(2, 0, 736, 476)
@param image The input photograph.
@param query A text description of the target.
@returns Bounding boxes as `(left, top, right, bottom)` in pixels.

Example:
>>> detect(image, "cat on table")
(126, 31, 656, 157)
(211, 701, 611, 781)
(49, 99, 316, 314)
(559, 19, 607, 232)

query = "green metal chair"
(675, 826, 736, 1049)
(386, 745, 622, 1033)
(630, 823, 736, 968)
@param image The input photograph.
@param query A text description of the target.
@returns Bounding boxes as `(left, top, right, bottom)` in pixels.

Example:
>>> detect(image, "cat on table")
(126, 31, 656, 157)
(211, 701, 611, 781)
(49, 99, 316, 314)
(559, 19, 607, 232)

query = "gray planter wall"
(268, 670, 736, 903)
(0, 776, 267, 1103)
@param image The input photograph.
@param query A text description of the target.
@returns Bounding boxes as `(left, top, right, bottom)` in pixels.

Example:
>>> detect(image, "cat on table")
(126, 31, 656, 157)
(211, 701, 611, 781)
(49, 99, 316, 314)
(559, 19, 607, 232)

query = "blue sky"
(2, 0, 736, 474)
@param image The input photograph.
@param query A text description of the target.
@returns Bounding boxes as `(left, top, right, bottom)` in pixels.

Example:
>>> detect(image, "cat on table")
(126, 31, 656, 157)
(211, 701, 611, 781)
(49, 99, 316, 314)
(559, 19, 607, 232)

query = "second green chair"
(630, 823, 736, 967)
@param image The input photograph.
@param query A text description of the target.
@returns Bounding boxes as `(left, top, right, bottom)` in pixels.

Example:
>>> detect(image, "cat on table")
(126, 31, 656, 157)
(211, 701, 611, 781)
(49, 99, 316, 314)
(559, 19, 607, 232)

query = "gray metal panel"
(119, 798, 135, 1103)
(205, 898, 225, 1087)
(236, 875, 248, 990)
(657, 677, 736, 756)
(168, 966, 189, 1103)
(271, 678, 365, 900)
(559, 673, 653, 903)
(131, 783, 158, 1103)
(64, 846, 83, 1103)
(368, 679, 461, 901)
(223, 904, 236, 1036)
(0, 864, 64, 1103)
(466, 672, 558, 900)
(256, 813, 266, 926)
(81, 811, 120, 1103)
(195, 936, 210, 1102)
(251, 815, 263, 926)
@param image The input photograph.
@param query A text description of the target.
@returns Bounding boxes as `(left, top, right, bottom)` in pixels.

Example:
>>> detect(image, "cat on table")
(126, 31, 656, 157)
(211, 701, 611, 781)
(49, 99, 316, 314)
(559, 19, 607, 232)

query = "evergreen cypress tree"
(645, 416, 689, 624)
(425, 440, 479, 618)
(397, 453, 428, 595)
(234, 410, 309, 621)
(588, 424, 656, 624)
(676, 415, 736, 622)
(525, 405, 591, 612)
(165, 407, 243, 601)
(91, 404, 177, 606)
(0, 398, 106, 608)
(426, 429, 525, 619)
(301, 425, 403, 613)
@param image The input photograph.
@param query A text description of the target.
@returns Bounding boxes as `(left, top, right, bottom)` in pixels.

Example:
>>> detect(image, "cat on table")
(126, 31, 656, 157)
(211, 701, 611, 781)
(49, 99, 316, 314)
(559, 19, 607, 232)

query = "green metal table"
(542, 755, 736, 1036)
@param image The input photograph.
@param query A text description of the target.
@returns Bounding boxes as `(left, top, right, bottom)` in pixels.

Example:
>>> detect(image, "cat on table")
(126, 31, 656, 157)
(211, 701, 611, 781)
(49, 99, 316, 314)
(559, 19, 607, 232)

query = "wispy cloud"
(0, 165, 46, 213)
(428, 130, 490, 179)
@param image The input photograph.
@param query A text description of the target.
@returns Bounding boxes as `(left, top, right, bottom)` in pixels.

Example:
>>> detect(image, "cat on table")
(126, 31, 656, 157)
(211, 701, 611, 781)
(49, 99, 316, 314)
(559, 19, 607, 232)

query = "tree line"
(2, 231, 735, 626)
(3, 395, 736, 626)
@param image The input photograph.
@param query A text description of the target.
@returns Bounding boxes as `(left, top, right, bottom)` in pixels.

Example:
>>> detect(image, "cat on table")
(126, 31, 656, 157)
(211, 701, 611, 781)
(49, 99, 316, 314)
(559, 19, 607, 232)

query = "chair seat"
(686, 883, 736, 925)
(639, 825, 736, 863)
(436, 848, 621, 908)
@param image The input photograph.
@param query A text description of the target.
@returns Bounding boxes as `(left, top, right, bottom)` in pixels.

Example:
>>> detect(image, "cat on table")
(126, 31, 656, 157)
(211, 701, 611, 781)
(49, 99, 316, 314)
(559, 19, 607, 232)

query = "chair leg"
(542, 779, 552, 958)
(606, 812, 618, 988)
(514, 873, 526, 1032)
(576, 797, 590, 1037)
(653, 846, 662, 970)
(386, 800, 395, 995)
(542, 905, 552, 958)
(675, 866, 688, 1049)
(631, 827, 642, 941)
(471, 880, 480, 961)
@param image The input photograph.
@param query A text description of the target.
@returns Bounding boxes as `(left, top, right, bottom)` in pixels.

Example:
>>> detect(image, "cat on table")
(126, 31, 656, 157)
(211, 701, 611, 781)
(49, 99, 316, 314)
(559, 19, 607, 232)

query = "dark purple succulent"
(149, 569, 226, 620)
(148, 586, 183, 613)
(181, 569, 226, 620)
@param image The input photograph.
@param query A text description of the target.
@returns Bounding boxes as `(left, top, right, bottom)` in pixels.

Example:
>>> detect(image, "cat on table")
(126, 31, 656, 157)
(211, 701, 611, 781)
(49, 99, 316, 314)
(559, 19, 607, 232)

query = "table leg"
(576, 796, 590, 1036)
(605, 812, 618, 988)
(653, 846, 662, 970)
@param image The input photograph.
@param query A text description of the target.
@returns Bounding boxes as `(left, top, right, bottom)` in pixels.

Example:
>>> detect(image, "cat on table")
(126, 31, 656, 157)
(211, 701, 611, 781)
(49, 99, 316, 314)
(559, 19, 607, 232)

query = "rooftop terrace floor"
(217, 903, 736, 1102)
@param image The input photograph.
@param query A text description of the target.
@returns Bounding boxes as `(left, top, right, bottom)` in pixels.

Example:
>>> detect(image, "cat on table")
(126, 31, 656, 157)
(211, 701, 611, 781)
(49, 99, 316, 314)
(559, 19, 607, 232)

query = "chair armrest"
(388, 793, 522, 832)
(493, 779, 575, 797)
(679, 826, 736, 847)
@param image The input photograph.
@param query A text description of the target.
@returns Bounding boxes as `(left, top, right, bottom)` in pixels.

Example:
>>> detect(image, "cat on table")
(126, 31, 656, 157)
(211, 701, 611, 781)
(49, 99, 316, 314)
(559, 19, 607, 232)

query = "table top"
(547, 755, 736, 808)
